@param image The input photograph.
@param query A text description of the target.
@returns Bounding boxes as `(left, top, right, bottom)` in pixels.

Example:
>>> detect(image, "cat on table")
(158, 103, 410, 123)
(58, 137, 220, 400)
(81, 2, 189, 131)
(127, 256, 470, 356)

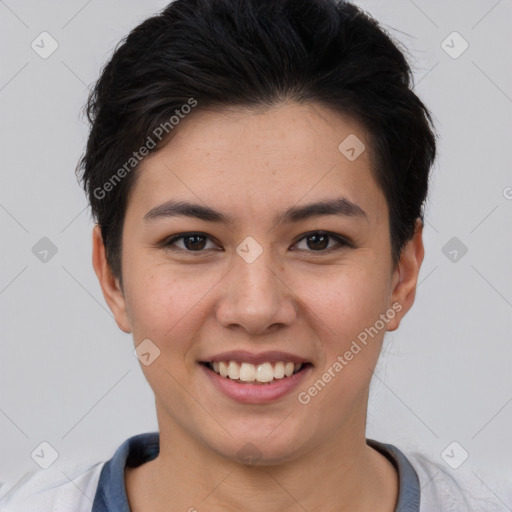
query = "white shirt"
(0, 433, 509, 511)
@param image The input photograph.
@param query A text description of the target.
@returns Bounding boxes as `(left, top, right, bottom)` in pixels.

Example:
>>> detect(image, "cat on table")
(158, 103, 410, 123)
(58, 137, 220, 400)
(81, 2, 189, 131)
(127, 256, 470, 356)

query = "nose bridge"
(236, 244, 276, 296)
(216, 239, 295, 333)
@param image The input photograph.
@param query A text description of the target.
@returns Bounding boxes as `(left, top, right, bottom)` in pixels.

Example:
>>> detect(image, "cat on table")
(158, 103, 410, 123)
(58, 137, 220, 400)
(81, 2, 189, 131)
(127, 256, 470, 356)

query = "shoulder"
(0, 432, 158, 512)
(404, 450, 511, 512)
(0, 460, 105, 512)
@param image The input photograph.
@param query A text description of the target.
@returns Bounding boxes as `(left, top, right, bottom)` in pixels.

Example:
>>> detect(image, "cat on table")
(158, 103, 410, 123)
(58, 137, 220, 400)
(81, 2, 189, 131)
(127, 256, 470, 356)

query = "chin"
(206, 428, 309, 467)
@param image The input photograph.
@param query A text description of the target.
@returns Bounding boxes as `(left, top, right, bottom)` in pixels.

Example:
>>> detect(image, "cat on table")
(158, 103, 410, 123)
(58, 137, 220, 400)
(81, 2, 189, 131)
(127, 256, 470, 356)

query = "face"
(94, 101, 423, 464)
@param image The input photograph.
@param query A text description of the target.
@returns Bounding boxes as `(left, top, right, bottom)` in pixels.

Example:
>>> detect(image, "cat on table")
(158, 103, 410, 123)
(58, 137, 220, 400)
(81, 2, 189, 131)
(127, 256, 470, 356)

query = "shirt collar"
(367, 438, 421, 511)
(92, 433, 420, 512)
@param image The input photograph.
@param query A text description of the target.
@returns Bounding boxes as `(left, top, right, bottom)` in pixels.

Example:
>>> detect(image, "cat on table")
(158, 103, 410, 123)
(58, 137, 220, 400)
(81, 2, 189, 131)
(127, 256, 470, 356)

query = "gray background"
(1, 0, 511, 502)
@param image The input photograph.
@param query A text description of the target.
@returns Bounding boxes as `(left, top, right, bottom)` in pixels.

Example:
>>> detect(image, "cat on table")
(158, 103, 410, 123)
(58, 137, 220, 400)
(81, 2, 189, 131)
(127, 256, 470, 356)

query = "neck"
(125, 413, 398, 512)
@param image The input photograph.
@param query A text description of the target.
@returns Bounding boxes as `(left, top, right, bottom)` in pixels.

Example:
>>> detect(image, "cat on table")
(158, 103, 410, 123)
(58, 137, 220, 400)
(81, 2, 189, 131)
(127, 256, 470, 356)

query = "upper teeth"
(211, 361, 302, 383)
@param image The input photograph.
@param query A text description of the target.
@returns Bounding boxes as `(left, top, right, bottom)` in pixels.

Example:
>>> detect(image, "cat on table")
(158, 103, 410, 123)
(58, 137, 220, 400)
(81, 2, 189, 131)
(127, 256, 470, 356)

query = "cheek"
(122, 259, 218, 352)
(301, 263, 390, 339)
(296, 270, 389, 413)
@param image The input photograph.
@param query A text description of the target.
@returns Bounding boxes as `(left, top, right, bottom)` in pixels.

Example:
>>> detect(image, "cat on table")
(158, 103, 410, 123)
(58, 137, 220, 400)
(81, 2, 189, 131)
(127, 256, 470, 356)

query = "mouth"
(200, 360, 312, 385)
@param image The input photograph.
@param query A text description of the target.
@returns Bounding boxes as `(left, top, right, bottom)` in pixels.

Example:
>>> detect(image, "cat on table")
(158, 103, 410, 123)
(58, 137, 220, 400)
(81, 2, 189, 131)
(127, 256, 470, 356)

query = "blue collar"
(92, 432, 420, 511)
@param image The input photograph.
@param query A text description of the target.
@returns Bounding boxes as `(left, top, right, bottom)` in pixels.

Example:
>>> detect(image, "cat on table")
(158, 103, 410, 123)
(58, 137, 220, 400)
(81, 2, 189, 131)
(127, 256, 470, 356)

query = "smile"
(204, 361, 306, 384)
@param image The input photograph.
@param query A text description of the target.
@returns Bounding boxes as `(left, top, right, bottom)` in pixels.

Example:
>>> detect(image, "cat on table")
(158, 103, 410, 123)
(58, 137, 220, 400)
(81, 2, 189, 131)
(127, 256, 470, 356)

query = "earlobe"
(387, 219, 425, 332)
(92, 225, 132, 333)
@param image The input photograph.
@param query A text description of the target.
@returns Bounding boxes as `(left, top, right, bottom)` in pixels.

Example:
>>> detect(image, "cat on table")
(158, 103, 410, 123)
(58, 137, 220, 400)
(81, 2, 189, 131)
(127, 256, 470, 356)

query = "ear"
(92, 225, 132, 333)
(386, 219, 425, 332)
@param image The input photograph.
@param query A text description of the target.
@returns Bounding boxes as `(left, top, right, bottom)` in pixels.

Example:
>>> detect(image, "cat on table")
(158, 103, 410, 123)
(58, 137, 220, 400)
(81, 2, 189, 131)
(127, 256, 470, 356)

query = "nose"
(215, 246, 298, 336)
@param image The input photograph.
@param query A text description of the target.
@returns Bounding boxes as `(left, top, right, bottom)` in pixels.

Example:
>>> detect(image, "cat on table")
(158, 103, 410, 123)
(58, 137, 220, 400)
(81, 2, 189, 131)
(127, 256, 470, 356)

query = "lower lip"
(200, 363, 312, 404)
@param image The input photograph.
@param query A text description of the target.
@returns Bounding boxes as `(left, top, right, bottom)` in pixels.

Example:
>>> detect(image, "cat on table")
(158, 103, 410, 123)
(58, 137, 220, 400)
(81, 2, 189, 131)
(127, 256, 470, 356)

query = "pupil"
(182, 233, 329, 251)
(185, 234, 206, 250)
(308, 233, 328, 250)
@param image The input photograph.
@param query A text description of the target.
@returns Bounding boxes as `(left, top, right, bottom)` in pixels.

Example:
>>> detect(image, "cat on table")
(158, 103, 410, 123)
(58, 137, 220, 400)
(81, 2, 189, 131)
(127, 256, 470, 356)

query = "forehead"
(127, 101, 387, 225)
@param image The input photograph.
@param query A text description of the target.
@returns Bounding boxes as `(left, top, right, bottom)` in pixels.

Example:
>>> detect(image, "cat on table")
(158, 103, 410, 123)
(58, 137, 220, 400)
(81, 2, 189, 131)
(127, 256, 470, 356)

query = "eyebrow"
(144, 197, 367, 226)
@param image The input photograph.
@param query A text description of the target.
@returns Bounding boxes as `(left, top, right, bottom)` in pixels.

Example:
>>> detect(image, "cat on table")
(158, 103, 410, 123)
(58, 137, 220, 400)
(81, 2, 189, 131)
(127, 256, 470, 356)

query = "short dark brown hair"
(78, 0, 437, 278)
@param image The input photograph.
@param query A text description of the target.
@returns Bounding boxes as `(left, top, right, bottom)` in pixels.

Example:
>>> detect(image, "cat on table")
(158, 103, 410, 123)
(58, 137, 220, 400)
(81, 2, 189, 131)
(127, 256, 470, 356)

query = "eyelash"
(161, 231, 352, 254)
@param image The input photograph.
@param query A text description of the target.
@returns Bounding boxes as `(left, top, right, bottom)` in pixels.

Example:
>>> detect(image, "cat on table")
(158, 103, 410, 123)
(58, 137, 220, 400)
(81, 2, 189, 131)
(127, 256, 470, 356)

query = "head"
(80, 0, 436, 464)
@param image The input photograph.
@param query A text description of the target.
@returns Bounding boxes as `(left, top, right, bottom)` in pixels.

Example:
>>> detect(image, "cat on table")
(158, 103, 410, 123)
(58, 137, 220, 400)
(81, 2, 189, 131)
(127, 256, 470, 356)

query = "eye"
(292, 231, 350, 252)
(161, 231, 351, 253)
(163, 232, 220, 252)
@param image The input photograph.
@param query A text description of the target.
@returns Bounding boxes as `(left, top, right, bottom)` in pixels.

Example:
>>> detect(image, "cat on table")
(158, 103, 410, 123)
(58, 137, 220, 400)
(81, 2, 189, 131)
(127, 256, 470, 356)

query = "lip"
(200, 361, 313, 404)
(201, 350, 310, 365)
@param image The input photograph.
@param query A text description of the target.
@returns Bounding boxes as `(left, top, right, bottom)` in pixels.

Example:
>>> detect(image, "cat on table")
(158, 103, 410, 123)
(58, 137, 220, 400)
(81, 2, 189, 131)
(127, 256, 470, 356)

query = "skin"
(93, 101, 424, 511)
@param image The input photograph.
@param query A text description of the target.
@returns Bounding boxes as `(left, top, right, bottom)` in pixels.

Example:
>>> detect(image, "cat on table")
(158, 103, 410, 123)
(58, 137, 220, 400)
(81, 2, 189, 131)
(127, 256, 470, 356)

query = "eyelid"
(161, 232, 221, 251)
(161, 231, 352, 253)
(292, 231, 352, 252)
